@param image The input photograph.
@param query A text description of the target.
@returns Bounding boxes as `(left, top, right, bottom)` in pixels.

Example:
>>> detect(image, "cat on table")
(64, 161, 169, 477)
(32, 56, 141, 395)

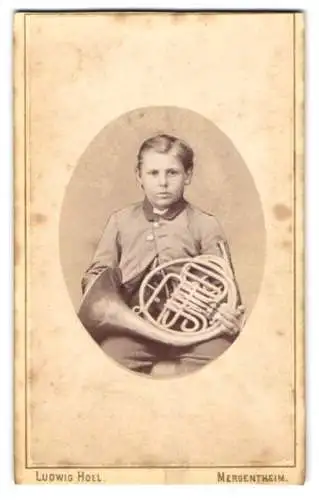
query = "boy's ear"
(135, 166, 143, 187)
(184, 169, 193, 185)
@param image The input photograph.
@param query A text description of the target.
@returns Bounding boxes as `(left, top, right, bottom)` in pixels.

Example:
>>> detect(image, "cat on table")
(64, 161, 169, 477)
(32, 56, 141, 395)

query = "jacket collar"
(142, 197, 187, 221)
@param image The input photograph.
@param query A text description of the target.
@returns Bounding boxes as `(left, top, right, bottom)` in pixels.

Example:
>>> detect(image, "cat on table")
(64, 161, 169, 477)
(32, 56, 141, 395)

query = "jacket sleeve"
(197, 213, 227, 257)
(198, 213, 243, 307)
(81, 213, 121, 294)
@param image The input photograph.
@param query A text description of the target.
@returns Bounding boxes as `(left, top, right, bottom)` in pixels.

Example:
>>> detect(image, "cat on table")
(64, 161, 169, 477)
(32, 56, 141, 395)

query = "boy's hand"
(214, 304, 245, 336)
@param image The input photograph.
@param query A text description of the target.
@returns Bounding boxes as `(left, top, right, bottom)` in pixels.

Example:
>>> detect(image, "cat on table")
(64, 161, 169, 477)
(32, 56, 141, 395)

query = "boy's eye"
(146, 169, 180, 176)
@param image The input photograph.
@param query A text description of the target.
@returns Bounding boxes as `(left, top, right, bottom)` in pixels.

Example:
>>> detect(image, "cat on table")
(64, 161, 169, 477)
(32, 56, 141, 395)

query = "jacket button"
(146, 234, 154, 242)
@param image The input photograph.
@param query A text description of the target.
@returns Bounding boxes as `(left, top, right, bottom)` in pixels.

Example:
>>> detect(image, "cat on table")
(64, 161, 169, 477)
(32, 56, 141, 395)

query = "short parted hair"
(137, 134, 194, 172)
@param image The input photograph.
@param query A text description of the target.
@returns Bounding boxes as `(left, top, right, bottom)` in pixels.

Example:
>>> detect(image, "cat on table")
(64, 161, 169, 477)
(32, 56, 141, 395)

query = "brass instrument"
(79, 241, 243, 348)
(133, 240, 242, 344)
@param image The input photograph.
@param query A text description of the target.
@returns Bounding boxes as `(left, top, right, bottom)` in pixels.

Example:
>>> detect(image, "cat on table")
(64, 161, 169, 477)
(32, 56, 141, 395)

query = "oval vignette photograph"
(59, 106, 266, 378)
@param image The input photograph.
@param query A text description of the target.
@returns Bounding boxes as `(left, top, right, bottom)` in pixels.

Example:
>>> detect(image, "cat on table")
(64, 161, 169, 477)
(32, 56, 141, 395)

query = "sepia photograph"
(14, 11, 304, 484)
(63, 109, 265, 377)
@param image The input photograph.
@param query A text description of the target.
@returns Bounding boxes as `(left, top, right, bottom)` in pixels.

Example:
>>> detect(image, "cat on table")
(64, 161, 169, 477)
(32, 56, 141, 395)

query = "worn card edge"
(13, 11, 305, 485)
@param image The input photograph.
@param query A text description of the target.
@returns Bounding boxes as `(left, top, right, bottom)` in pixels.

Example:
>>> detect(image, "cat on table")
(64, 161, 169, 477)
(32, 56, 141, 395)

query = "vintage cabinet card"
(14, 11, 305, 484)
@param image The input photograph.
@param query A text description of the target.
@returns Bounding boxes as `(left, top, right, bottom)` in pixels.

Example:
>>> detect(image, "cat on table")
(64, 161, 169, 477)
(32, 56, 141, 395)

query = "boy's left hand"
(214, 304, 245, 336)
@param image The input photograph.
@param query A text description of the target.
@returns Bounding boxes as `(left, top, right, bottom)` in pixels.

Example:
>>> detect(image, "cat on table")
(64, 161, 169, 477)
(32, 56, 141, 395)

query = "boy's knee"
(180, 335, 234, 366)
(100, 335, 154, 372)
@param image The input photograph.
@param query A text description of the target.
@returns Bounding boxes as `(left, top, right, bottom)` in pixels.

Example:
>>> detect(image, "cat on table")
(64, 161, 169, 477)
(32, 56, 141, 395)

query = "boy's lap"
(181, 334, 235, 361)
(99, 333, 235, 374)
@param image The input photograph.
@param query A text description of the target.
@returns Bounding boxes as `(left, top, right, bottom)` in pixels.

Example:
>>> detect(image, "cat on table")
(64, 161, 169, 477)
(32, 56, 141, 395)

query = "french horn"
(78, 241, 243, 348)
(132, 240, 242, 345)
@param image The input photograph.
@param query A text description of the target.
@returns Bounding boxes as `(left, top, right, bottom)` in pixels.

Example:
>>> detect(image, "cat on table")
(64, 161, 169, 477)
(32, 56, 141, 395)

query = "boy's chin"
(149, 195, 181, 210)
(151, 200, 174, 210)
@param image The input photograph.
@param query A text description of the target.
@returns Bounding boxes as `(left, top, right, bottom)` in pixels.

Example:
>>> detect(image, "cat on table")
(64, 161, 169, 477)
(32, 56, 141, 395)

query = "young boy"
(78, 134, 244, 375)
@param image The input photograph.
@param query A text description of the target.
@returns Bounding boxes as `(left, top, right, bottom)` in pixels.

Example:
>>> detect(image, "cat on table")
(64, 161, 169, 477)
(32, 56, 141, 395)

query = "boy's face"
(136, 150, 192, 210)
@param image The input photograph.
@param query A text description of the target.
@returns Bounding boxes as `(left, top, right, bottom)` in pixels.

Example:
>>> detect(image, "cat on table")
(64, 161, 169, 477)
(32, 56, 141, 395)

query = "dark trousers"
(100, 333, 234, 375)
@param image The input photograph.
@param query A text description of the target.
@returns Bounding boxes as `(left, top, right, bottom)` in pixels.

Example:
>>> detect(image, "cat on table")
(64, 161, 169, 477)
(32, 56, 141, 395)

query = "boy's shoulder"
(110, 201, 144, 221)
(187, 202, 219, 221)
(186, 202, 224, 235)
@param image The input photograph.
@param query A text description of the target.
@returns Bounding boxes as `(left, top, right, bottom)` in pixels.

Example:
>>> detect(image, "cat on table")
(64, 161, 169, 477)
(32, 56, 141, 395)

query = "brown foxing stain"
(273, 204, 292, 221)
(249, 459, 269, 466)
(112, 13, 128, 24)
(281, 240, 291, 250)
(249, 447, 273, 466)
(31, 213, 47, 225)
(28, 367, 40, 384)
(29, 400, 37, 413)
(276, 330, 285, 336)
(287, 224, 292, 233)
(170, 13, 186, 24)
(198, 12, 216, 24)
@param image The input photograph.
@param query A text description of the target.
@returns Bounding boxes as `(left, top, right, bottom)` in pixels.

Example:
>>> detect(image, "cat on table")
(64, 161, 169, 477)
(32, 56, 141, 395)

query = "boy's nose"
(158, 174, 168, 187)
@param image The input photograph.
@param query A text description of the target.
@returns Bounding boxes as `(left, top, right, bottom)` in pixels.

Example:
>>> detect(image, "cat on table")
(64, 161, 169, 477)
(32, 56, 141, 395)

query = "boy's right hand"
(213, 304, 245, 337)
